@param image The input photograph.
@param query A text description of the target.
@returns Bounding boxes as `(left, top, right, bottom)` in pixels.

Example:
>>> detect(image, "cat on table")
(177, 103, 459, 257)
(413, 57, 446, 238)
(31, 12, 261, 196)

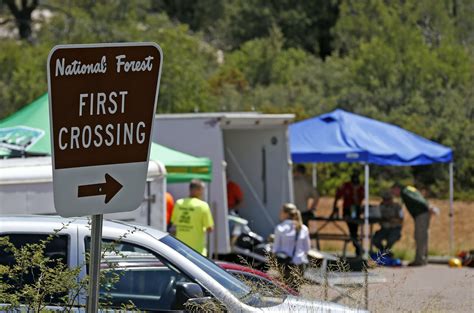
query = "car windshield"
(160, 235, 251, 299)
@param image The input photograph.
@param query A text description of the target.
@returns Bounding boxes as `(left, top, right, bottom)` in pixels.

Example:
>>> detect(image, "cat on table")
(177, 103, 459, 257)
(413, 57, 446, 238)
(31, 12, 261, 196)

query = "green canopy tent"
(149, 144, 212, 183)
(0, 93, 212, 183)
(0, 93, 51, 157)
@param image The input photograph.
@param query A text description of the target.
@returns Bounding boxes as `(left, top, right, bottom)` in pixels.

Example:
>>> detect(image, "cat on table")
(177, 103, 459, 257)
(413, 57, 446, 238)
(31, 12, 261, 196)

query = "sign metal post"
(87, 214, 103, 312)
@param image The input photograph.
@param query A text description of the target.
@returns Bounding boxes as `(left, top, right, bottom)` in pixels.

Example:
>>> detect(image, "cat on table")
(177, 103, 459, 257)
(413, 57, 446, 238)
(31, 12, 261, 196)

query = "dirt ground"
(368, 264, 474, 312)
(313, 197, 474, 256)
(299, 264, 473, 312)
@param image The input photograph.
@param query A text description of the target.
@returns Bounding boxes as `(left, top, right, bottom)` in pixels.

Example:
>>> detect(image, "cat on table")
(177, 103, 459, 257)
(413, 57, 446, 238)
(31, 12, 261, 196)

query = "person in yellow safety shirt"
(171, 179, 214, 256)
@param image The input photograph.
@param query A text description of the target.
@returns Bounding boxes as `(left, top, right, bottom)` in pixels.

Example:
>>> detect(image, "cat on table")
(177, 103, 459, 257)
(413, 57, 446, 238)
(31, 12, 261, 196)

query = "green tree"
(0, 40, 50, 118)
(150, 0, 225, 35)
(0, 0, 220, 117)
(0, 0, 473, 198)
(1, 0, 39, 41)
(329, 0, 474, 195)
(209, 27, 332, 115)
(212, 0, 340, 58)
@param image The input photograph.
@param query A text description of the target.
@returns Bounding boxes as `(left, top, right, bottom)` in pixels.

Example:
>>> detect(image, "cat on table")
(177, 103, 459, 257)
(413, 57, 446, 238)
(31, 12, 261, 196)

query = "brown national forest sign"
(48, 44, 161, 169)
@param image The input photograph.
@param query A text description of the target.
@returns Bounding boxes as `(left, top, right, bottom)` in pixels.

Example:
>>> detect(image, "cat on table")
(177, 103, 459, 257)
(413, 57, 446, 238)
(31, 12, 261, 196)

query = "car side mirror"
(185, 296, 217, 311)
(172, 282, 204, 310)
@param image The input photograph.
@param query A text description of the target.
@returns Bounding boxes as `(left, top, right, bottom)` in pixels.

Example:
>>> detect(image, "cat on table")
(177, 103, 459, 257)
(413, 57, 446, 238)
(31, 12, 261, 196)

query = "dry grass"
(262, 253, 373, 310)
(313, 197, 474, 256)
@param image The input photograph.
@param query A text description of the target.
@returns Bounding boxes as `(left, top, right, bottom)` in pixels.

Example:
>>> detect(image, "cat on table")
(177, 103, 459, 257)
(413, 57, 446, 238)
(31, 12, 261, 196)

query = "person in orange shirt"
(227, 175, 244, 245)
(227, 179, 243, 213)
(166, 192, 175, 227)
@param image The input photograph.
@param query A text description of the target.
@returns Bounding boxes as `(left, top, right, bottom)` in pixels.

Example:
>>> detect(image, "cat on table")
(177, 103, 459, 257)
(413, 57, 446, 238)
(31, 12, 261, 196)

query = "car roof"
(0, 215, 167, 240)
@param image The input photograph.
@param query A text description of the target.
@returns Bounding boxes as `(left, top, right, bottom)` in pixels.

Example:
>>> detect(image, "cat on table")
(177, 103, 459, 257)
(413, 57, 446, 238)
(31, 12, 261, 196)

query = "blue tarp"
(289, 109, 453, 166)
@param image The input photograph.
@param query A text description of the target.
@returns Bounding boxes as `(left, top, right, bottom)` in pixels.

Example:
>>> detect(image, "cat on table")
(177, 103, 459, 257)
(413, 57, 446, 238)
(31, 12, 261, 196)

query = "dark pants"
(282, 263, 307, 291)
(347, 221, 362, 256)
(373, 226, 402, 252)
(344, 206, 362, 256)
(301, 210, 315, 226)
(414, 212, 430, 265)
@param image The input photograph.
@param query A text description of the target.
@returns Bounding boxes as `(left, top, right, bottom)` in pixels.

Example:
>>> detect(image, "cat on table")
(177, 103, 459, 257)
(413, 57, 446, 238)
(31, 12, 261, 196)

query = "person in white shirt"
(273, 203, 311, 286)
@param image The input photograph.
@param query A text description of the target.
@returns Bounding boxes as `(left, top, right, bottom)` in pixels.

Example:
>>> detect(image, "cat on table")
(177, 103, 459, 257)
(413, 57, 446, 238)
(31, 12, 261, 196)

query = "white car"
(0, 215, 366, 312)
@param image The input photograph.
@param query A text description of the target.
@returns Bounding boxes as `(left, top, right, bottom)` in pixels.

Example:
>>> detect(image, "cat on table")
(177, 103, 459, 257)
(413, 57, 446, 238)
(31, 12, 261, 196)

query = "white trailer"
(0, 157, 167, 230)
(153, 113, 295, 255)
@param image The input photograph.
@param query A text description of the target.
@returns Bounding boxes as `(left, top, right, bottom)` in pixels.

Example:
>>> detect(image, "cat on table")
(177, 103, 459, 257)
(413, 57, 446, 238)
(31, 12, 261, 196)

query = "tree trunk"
(5, 0, 39, 41)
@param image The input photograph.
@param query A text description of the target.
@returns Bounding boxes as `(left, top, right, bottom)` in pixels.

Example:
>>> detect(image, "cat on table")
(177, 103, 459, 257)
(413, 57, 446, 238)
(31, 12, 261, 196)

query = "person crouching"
(372, 191, 403, 256)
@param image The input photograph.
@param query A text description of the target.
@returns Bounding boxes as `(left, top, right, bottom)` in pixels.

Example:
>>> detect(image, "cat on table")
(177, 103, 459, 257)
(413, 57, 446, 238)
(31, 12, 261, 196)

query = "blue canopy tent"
(290, 109, 454, 256)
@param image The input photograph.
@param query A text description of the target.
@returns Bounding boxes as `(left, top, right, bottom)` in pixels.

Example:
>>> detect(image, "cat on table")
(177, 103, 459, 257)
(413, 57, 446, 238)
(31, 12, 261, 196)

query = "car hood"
(262, 295, 367, 312)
